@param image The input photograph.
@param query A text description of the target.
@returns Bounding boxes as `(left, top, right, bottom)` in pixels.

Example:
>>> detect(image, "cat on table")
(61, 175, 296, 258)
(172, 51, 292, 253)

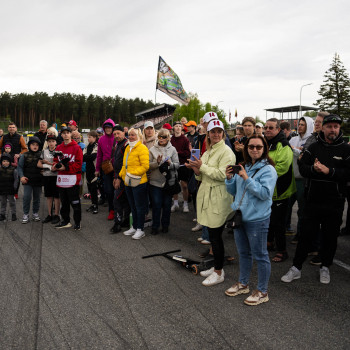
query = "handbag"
(124, 152, 142, 187)
(101, 159, 114, 174)
(164, 172, 181, 196)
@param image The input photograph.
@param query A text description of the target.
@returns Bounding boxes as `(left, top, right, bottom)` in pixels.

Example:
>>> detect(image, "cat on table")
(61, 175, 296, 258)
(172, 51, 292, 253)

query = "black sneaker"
(42, 215, 52, 223)
(162, 227, 168, 233)
(86, 205, 94, 212)
(51, 215, 60, 225)
(309, 255, 322, 266)
(0, 214, 5, 221)
(74, 223, 81, 231)
(12, 214, 17, 221)
(55, 221, 72, 229)
(110, 223, 121, 234)
(151, 228, 159, 235)
(92, 205, 99, 214)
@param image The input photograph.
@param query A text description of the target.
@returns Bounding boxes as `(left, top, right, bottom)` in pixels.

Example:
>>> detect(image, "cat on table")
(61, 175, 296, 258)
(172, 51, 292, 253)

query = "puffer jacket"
(119, 141, 149, 186)
(195, 140, 236, 228)
(149, 141, 179, 188)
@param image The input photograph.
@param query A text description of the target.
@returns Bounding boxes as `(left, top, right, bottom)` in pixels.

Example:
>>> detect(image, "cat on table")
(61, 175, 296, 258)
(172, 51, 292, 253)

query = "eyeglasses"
(248, 145, 264, 150)
(263, 126, 275, 130)
(158, 135, 168, 139)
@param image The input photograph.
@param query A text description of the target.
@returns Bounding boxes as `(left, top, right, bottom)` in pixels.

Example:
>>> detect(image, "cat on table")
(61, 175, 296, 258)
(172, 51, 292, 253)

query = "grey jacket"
(149, 141, 179, 188)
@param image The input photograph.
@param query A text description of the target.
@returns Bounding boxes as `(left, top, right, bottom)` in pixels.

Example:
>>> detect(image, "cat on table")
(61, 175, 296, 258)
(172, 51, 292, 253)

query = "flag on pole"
(235, 108, 238, 118)
(229, 110, 231, 122)
(156, 56, 190, 105)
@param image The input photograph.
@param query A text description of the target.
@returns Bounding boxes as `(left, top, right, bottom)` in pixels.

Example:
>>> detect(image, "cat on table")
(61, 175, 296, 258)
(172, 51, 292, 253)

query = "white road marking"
(333, 259, 350, 272)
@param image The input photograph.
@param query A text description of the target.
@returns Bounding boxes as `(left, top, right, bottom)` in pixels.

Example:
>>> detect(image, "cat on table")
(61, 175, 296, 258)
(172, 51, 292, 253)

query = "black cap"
(173, 121, 182, 127)
(1, 153, 12, 163)
(113, 124, 124, 132)
(46, 134, 57, 141)
(61, 126, 71, 133)
(103, 122, 114, 129)
(28, 136, 41, 147)
(322, 114, 342, 126)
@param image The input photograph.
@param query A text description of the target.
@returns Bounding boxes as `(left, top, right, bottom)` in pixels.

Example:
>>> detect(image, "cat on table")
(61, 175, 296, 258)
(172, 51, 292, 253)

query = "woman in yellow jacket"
(119, 128, 149, 239)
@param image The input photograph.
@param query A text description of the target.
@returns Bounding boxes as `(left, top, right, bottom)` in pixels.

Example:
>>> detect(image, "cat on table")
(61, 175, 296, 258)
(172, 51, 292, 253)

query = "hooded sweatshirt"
(289, 116, 314, 178)
(95, 118, 116, 172)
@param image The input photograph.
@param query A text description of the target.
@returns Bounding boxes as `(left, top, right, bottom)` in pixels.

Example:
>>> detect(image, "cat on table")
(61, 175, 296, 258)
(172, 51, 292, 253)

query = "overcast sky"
(1, 0, 350, 122)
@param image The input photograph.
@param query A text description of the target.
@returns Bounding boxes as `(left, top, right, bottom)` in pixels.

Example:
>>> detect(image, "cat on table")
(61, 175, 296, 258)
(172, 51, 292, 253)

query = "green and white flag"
(156, 56, 190, 105)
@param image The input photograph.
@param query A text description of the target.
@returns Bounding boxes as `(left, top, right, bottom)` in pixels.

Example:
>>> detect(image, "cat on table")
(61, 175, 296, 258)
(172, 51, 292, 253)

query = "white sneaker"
(200, 267, 214, 277)
(197, 237, 203, 242)
(192, 223, 203, 232)
(201, 239, 211, 245)
(132, 229, 145, 240)
(183, 204, 189, 213)
(171, 203, 179, 212)
(281, 266, 301, 283)
(22, 214, 29, 224)
(202, 270, 225, 286)
(32, 213, 41, 222)
(320, 266, 330, 284)
(123, 227, 136, 236)
(144, 219, 153, 228)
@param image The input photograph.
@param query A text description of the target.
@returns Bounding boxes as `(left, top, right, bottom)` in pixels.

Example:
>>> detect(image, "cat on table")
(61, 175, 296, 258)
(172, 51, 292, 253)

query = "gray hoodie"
(149, 141, 179, 188)
(289, 116, 314, 179)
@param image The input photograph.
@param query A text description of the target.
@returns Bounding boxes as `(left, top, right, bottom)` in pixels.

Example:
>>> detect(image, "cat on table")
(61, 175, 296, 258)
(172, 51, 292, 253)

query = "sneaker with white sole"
(123, 227, 136, 236)
(320, 266, 330, 284)
(202, 270, 225, 286)
(144, 219, 153, 228)
(197, 237, 203, 242)
(281, 266, 301, 283)
(201, 239, 211, 245)
(22, 214, 29, 224)
(200, 267, 214, 277)
(192, 223, 203, 232)
(171, 203, 179, 212)
(55, 221, 72, 229)
(183, 204, 189, 213)
(132, 229, 145, 240)
(32, 213, 41, 222)
(225, 282, 250, 297)
(244, 290, 269, 306)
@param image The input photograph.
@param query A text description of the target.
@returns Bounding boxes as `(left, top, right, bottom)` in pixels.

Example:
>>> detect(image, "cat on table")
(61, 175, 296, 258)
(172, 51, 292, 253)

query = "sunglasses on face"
(158, 135, 167, 139)
(248, 145, 264, 150)
(264, 126, 275, 130)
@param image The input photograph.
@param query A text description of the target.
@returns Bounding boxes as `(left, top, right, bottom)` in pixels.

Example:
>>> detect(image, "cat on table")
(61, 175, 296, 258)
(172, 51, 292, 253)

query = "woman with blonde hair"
(119, 128, 150, 239)
(142, 121, 158, 150)
(42, 127, 59, 150)
(149, 128, 179, 234)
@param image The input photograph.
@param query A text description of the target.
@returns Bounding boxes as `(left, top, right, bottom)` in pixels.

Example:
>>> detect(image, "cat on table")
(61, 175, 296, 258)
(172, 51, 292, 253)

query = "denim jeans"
(125, 182, 148, 230)
(149, 185, 172, 229)
(23, 185, 41, 215)
(234, 218, 271, 293)
(202, 226, 210, 241)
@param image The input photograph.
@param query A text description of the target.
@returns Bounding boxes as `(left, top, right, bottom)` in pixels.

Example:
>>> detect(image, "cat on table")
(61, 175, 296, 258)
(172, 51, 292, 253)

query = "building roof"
(135, 103, 176, 120)
(265, 105, 319, 113)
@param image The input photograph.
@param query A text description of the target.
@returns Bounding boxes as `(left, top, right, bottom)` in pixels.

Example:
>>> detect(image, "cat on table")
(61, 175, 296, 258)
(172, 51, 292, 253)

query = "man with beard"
(282, 115, 350, 284)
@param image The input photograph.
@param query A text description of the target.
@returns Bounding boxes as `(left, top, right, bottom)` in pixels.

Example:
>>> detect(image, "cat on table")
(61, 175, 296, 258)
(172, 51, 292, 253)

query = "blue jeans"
(149, 185, 172, 229)
(23, 185, 41, 215)
(234, 218, 271, 293)
(125, 183, 148, 230)
(202, 226, 210, 241)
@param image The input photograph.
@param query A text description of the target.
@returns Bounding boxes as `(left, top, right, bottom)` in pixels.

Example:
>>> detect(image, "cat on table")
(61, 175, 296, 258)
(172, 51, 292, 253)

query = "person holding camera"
(187, 120, 235, 287)
(225, 135, 277, 305)
(52, 126, 83, 230)
(149, 128, 179, 235)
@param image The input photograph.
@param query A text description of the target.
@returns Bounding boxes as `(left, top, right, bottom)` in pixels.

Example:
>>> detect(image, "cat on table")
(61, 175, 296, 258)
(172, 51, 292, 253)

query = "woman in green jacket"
(187, 120, 235, 287)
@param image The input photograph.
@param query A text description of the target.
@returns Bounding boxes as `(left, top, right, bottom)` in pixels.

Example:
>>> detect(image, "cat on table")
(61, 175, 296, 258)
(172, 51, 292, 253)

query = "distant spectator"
(34, 120, 48, 150)
(124, 126, 129, 137)
(68, 120, 78, 132)
(255, 122, 264, 136)
(280, 121, 292, 141)
(0, 128, 4, 140)
(142, 121, 158, 150)
(181, 117, 188, 133)
(185, 120, 198, 148)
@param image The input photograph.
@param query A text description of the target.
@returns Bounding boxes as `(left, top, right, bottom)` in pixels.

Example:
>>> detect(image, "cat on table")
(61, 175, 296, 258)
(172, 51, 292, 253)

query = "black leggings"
(208, 224, 225, 270)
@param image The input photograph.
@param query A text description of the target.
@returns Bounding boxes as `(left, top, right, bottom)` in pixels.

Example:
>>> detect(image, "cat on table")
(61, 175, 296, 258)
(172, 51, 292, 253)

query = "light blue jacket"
(225, 159, 277, 223)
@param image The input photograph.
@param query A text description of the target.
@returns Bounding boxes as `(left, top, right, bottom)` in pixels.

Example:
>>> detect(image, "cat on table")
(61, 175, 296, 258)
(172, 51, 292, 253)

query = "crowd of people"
(0, 110, 349, 306)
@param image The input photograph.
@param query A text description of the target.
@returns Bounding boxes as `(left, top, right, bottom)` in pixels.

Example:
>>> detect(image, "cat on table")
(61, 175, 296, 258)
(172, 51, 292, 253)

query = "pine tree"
(316, 53, 350, 119)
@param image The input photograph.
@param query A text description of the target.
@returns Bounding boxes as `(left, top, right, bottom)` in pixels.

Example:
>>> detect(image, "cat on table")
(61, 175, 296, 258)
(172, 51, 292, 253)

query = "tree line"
(0, 92, 155, 130)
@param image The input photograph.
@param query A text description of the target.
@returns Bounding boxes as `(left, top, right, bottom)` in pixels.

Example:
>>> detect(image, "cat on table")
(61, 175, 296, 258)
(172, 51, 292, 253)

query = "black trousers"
(293, 199, 344, 270)
(59, 185, 81, 224)
(267, 198, 289, 252)
(113, 181, 130, 224)
(87, 180, 98, 206)
(208, 224, 225, 270)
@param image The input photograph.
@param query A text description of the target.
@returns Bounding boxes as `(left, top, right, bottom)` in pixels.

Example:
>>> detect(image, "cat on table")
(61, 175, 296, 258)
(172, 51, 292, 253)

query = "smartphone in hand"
(190, 149, 200, 161)
(228, 165, 241, 174)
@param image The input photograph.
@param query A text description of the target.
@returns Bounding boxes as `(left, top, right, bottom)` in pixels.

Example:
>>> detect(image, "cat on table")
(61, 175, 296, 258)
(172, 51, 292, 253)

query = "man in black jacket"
(110, 125, 130, 233)
(281, 115, 350, 284)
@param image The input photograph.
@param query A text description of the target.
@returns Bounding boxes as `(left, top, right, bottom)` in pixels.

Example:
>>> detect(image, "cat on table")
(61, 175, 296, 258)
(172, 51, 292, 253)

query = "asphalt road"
(1, 191, 350, 350)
